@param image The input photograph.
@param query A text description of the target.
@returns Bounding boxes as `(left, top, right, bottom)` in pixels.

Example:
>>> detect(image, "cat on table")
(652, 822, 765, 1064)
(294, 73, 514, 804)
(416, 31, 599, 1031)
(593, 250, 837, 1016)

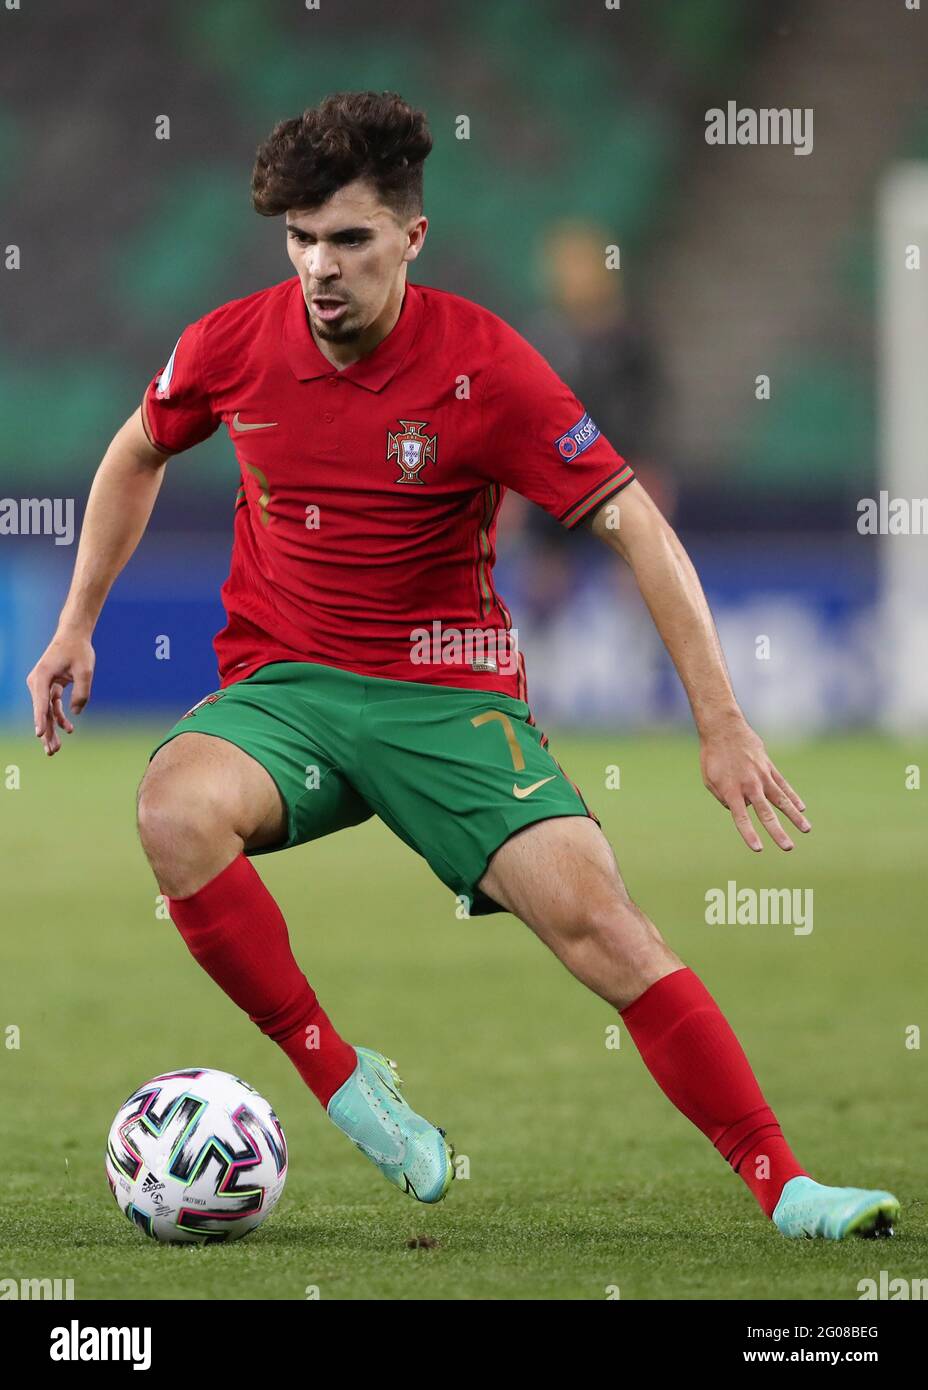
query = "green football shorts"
(149, 661, 600, 916)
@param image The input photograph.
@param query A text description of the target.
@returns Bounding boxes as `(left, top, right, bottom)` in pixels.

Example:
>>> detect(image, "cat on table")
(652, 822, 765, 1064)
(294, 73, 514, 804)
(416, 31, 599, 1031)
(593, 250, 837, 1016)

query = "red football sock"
(166, 853, 357, 1107)
(620, 967, 807, 1217)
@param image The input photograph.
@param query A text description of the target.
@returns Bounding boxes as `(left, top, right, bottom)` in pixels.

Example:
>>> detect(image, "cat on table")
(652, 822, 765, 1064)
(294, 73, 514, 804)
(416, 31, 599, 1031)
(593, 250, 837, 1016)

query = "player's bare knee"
(136, 766, 232, 870)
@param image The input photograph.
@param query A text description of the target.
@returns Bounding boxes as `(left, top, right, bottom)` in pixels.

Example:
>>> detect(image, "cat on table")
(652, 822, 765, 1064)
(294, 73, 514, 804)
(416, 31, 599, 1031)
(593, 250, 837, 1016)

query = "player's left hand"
(699, 716, 811, 852)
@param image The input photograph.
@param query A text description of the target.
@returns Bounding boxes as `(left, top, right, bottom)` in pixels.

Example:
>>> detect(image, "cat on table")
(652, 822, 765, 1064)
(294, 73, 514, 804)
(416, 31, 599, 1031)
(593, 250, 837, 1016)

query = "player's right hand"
(26, 632, 96, 756)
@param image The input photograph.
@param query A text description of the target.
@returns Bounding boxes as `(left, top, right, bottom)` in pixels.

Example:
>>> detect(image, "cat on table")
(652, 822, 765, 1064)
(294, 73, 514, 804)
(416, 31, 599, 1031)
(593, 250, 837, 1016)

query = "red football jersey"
(141, 276, 634, 700)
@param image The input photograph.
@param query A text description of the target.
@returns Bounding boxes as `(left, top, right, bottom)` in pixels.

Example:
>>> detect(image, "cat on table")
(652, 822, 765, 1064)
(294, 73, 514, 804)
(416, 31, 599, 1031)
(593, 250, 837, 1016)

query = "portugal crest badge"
(386, 419, 438, 484)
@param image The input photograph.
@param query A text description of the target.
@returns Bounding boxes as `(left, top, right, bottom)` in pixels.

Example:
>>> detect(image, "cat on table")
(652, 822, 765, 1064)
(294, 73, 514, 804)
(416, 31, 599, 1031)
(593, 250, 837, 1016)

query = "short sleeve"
(479, 331, 635, 528)
(141, 318, 220, 455)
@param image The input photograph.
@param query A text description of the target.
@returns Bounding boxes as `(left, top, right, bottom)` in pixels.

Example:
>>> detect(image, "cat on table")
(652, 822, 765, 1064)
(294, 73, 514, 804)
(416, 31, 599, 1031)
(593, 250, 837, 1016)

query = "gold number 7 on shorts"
(470, 709, 526, 772)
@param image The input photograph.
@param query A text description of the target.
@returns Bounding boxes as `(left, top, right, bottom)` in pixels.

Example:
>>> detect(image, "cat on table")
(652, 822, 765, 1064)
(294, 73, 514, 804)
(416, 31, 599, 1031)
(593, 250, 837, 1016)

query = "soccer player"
(28, 92, 897, 1238)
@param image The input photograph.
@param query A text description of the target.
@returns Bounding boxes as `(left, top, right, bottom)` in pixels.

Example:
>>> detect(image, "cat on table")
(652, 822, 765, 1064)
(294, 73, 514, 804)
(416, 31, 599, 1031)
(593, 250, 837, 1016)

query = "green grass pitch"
(1, 726, 925, 1300)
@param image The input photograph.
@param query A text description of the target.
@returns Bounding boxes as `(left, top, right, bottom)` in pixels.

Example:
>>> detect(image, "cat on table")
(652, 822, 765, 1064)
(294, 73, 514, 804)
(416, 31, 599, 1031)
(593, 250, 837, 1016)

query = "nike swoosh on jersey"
(232, 412, 278, 432)
(511, 775, 557, 799)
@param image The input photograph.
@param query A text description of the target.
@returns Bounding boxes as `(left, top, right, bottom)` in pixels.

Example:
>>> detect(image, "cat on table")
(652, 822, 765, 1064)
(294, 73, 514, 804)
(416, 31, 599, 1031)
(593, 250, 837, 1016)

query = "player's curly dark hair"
(251, 91, 432, 220)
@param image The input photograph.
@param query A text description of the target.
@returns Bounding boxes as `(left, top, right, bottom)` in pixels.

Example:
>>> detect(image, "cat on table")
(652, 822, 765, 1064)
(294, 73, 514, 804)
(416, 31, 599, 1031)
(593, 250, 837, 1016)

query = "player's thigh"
(478, 813, 630, 934)
(138, 731, 286, 851)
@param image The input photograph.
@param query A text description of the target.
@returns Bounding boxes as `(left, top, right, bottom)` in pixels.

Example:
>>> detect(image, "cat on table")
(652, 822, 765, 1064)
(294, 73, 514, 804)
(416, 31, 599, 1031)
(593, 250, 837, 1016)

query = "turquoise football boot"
(326, 1047, 454, 1203)
(772, 1176, 899, 1240)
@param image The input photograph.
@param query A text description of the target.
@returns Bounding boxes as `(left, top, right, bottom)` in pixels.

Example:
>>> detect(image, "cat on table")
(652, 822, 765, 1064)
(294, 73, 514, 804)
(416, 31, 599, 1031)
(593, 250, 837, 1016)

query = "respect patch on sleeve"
(553, 411, 601, 460)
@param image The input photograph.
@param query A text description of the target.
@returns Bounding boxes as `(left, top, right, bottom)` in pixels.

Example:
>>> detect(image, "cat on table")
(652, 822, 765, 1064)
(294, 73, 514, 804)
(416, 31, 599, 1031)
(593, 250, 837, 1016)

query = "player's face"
(286, 180, 426, 347)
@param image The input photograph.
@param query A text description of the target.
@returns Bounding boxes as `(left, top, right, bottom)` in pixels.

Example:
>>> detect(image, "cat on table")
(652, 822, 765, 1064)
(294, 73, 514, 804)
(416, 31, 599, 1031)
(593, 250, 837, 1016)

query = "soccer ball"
(105, 1067, 288, 1244)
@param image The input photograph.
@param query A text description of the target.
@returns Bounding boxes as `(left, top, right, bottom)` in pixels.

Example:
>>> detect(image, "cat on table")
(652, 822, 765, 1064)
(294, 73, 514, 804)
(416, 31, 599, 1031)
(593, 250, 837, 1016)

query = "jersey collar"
(282, 276, 422, 391)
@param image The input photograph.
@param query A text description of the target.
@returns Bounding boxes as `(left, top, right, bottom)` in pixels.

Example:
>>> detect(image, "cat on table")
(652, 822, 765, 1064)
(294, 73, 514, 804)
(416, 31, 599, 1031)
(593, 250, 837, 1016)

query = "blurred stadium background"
(2, 0, 926, 736)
